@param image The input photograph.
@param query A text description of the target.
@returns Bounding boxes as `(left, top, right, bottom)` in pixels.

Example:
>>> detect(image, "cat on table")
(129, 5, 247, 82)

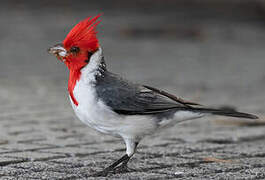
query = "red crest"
(63, 15, 101, 52)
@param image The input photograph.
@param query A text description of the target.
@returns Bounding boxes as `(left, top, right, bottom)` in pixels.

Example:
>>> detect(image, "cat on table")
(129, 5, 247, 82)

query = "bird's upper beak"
(48, 44, 67, 62)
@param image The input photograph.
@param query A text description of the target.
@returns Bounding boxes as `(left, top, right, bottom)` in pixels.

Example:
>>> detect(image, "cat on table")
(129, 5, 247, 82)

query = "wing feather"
(95, 72, 199, 115)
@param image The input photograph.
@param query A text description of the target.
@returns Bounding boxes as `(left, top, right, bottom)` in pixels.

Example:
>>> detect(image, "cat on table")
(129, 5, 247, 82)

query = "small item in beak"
(48, 44, 67, 62)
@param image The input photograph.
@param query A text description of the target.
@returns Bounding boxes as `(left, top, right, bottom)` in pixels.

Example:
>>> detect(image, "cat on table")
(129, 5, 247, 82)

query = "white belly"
(70, 81, 118, 136)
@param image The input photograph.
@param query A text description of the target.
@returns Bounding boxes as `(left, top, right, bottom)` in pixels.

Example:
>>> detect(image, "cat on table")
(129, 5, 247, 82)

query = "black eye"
(70, 46, 80, 54)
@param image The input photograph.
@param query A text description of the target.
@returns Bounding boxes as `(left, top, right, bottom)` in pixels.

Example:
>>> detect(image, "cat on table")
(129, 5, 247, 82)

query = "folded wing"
(95, 72, 199, 115)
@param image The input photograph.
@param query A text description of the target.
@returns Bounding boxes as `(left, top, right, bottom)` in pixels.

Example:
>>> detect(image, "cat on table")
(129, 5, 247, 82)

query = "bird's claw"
(90, 165, 134, 177)
(113, 164, 134, 173)
(90, 170, 109, 177)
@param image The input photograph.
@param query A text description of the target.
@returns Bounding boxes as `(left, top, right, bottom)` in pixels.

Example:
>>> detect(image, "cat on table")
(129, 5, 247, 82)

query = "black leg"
(91, 142, 139, 177)
(91, 154, 130, 177)
(112, 155, 131, 173)
(104, 154, 130, 172)
(113, 142, 139, 173)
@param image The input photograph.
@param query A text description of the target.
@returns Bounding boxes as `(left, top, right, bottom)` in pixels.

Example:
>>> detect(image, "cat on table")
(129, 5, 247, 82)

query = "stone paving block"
(110, 172, 177, 180)
(0, 167, 30, 177)
(0, 143, 54, 153)
(216, 141, 265, 158)
(0, 176, 20, 180)
(0, 151, 66, 162)
(0, 157, 25, 167)
(18, 171, 76, 180)
(138, 142, 225, 157)
(200, 167, 265, 180)
(37, 146, 107, 157)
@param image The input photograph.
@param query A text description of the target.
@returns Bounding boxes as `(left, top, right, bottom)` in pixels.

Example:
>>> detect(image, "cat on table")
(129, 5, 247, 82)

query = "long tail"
(191, 107, 258, 119)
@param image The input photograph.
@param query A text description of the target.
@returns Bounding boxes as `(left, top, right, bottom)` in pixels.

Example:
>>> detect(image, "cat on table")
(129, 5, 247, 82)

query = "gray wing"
(95, 72, 199, 115)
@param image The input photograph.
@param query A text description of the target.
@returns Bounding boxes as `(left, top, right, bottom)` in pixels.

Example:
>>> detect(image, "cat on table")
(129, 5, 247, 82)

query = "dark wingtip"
(228, 112, 259, 119)
(247, 114, 259, 119)
(235, 111, 259, 119)
(197, 107, 259, 120)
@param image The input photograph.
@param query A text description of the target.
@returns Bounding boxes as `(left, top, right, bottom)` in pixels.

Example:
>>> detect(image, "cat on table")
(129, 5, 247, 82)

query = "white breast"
(68, 48, 120, 135)
(70, 78, 121, 136)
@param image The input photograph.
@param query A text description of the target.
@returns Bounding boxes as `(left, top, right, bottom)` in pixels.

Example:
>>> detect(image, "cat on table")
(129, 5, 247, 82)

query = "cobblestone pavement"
(0, 1, 265, 179)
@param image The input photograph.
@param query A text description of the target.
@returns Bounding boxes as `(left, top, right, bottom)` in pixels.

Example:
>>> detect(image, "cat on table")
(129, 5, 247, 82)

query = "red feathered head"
(63, 15, 101, 52)
(48, 15, 102, 70)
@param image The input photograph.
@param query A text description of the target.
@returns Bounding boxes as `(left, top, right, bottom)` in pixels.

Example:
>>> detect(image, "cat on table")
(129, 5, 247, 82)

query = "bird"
(48, 15, 258, 176)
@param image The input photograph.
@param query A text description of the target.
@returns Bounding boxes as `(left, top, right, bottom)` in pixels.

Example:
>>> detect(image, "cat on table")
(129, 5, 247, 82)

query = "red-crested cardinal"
(48, 15, 258, 176)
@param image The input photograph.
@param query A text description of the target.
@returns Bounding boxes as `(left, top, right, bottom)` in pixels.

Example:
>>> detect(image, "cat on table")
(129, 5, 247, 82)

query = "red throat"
(68, 70, 81, 106)
(62, 15, 101, 106)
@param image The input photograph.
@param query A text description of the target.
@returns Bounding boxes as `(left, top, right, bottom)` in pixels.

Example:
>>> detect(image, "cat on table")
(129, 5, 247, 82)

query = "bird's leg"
(112, 154, 132, 173)
(113, 142, 139, 173)
(91, 154, 130, 176)
(91, 140, 139, 177)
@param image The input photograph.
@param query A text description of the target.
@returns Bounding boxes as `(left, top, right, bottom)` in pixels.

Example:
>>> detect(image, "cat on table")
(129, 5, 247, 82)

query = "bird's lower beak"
(48, 44, 67, 62)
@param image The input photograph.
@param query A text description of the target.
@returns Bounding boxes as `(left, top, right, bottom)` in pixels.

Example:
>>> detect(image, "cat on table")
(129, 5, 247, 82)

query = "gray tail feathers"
(192, 107, 258, 119)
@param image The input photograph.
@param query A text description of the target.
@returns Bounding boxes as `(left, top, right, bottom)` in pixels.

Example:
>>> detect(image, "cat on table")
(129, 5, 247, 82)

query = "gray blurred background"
(1, 0, 265, 109)
(0, 0, 265, 179)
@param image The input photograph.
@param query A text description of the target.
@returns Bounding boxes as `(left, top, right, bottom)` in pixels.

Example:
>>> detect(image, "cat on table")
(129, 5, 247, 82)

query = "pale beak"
(48, 44, 67, 61)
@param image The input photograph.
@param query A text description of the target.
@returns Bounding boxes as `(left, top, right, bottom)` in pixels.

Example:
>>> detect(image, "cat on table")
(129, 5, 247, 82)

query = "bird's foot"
(90, 164, 134, 177)
(113, 164, 134, 173)
(89, 154, 134, 177)
(90, 169, 110, 177)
